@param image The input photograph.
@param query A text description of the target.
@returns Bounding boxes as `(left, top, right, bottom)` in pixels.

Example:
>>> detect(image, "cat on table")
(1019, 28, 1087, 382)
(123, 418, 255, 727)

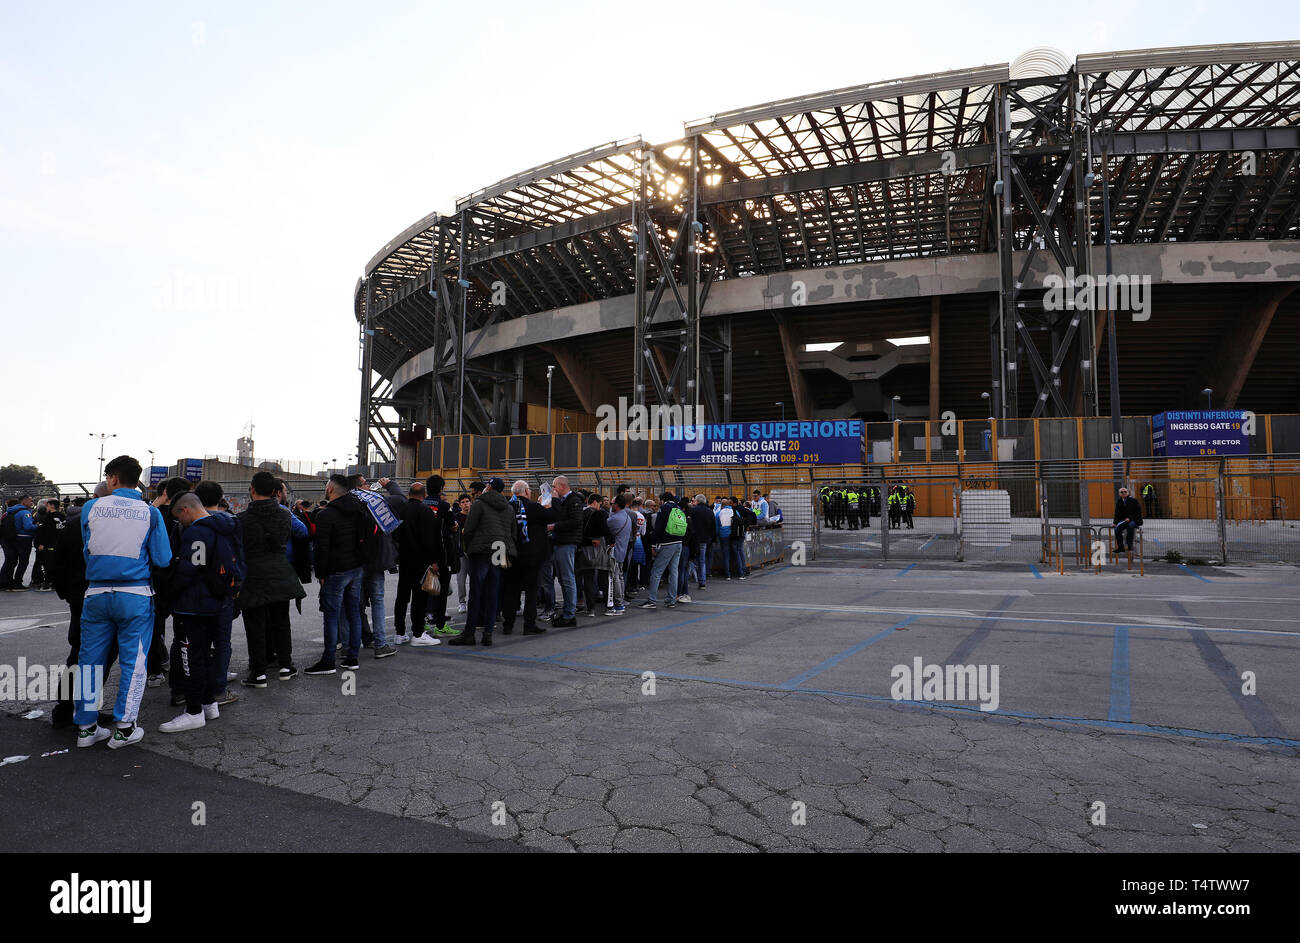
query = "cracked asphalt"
(2, 558, 1297, 852)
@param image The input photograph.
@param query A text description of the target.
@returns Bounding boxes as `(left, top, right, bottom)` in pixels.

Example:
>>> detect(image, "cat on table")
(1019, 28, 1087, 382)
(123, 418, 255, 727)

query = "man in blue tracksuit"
(1, 495, 38, 589)
(75, 456, 174, 749)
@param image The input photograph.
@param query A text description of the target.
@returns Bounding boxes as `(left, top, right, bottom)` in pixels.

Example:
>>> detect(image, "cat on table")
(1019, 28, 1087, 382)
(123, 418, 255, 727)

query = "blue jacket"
(171, 512, 241, 615)
(81, 489, 172, 592)
(283, 503, 307, 561)
(5, 504, 37, 538)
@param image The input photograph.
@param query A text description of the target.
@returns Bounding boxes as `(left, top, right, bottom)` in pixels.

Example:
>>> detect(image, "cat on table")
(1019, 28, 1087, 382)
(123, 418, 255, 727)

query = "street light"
(891, 395, 901, 423)
(1099, 120, 1123, 487)
(546, 365, 555, 435)
(775, 401, 785, 421)
(89, 432, 117, 481)
(981, 391, 992, 421)
(1202, 387, 1213, 410)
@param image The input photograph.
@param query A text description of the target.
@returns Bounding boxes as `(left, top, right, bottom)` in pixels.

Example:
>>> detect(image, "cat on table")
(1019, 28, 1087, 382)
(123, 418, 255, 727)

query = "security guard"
(845, 486, 859, 530)
(903, 486, 916, 528)
(857, 486, 871, 528)
(887, 487, 901, 529)
(819, 486, 831, 528)
(1141, 482, 1159, 519)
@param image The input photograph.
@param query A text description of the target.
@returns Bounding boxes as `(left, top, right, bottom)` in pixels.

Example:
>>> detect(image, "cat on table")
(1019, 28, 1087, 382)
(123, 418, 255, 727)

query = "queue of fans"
(1, 455, 778, 748)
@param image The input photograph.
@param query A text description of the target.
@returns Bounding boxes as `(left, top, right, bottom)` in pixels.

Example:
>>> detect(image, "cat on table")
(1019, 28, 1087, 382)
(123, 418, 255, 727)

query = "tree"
(0, 464, 51, 489)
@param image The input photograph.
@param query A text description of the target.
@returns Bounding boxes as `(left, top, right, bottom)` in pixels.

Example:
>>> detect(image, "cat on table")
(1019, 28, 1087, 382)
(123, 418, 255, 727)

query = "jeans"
(213, 599, 233, 693)
(363, 569, 388, 647)
(466, 552, 502, 635)
(537, 555, 555, 611)
(606, 558, 626, 609)
(0, 537, 31, 587)
(321, 567, 363, 662)
(694, 543, 710, 586)
(726, 535, 748, 578)
(553, 543, 577, 620)
(677, 547, 692, 596)
(173, 613, 218, 714)
(1114, 522, 1137, 552)
(647, 542, 681, 605)
(455, 555, 469, 604)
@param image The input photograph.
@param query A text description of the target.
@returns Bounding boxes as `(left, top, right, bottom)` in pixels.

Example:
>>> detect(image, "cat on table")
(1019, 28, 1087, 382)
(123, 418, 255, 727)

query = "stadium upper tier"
(354, 42, 1300, 448)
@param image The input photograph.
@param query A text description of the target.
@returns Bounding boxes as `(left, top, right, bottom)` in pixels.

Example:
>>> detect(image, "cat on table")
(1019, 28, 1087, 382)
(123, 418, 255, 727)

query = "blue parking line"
(1179, 563, 1212, 583)
(777, 615, 919, 689)
(542, 606, 745, 661)
(918, 535, 939, 552)
(1028, 564, 1044, 579)
(425, 646, 1300, 749)
(1108, 626, 1131, 722)
(897, 563, 917, 576)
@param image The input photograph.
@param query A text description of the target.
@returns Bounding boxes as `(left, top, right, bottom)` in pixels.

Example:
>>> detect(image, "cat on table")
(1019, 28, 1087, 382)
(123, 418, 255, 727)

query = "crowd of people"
(816, 484, 916, 530)
(1, 455, 779, 748)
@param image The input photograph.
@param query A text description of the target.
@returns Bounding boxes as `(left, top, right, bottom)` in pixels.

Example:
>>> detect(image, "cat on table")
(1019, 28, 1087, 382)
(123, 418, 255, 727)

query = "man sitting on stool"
(1112, 486, 1144, 555)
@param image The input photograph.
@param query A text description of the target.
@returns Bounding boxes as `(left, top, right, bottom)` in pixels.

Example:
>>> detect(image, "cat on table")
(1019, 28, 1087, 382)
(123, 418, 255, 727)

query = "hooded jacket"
(238, 498, 306, 608)
(170, 512, 241, 616)
(51, 504, 87, 601)
(313, 491, 366, 577)
(463, 489, 517, 558)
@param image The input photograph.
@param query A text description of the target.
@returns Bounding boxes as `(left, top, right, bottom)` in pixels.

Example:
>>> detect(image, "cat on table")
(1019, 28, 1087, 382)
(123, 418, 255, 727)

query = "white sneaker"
(410, 634, 441, 647)
(393, 633, 410, 645)
(202, 702, 220, 721)
(160, 711, 206, 733)
(107, 725, 145, 749)
(77, 725, 112, 748)
(677, 594, 693, 603)
(457, 602, 467, 613)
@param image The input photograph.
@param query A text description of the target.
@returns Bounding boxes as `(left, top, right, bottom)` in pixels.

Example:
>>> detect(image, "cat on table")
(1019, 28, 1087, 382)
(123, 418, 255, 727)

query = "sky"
(2, 0, 1294, 484)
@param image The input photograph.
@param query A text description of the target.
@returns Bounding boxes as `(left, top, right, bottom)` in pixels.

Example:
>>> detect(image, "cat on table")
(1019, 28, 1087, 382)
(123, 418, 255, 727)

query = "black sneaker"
(481, 633, 493, 647)
(501, 624, 514, 635)
(304, 660, 337, 676)
(522, 626, 547, 635)
(551, 616, 578, 627)
(639, 601, 657, 610)
(340, 656, 360, 671)
(447, 631, 477, 647)
(279, 665, 298, 680)
(241, 673, 268, 689)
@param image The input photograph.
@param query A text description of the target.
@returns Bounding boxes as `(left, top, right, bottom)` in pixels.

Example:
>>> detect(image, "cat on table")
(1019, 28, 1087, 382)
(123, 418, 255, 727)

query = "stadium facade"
(354, 42, 1300, 473)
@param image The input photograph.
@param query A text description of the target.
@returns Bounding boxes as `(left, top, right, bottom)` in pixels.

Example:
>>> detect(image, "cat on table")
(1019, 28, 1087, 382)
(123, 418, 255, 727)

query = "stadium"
(355, 40, 1300, 481)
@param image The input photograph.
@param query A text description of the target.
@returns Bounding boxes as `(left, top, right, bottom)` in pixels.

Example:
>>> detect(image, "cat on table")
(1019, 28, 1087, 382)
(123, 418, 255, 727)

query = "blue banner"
(663, 420, 864, 465)
(148, 466, 168, 486)
(352, 488, 402, 535)
(182, 459, 203, 482)
(1152, 411, 1249, 456)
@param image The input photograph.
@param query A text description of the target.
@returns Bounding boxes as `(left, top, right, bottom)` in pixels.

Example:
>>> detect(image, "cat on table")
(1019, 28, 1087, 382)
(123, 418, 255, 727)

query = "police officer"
(903, 486, 916, 529)
(857, 486, 871, 528)
(887, 487, 901, 529)
(845, 486, 859, 530)
(819, 486, 831, 529)
(1141, 482, 1159, 519)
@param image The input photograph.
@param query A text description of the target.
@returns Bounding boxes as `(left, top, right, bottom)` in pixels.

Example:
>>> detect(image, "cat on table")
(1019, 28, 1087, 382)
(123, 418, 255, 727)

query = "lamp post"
(1202, 388, 1213, 410)
(891, 395, 901, 423)
(980, 391, 991, 420)
(89, 432, 117, 481)
(775, 401, 785, 421)
(1099, 120, 1123, 486)
(546, 365, 555, 436)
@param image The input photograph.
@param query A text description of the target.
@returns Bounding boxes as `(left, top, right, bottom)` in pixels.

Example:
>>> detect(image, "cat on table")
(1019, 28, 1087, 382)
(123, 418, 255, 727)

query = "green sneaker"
(434, 622, 460, 637)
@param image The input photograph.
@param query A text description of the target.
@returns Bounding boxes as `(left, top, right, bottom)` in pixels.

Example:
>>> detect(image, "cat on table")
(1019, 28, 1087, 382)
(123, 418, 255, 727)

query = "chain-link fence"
(811, 465, 1300, 565)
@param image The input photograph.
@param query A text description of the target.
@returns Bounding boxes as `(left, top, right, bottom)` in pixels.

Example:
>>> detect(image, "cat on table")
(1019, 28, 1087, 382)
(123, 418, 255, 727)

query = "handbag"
(420, 565, 441, 596)
(580, 542, 610, 570)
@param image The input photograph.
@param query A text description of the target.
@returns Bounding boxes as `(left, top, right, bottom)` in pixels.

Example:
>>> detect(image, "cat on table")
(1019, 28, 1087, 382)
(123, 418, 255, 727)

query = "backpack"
(0, 508, 16, 541)
(202, 521, 246, 600)
(666, 504, 688, 538)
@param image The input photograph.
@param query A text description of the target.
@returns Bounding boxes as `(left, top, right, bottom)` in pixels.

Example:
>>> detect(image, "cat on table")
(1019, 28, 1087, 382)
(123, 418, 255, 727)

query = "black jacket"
(687, 503, 716, 550)
(399, 497, 443, 567)
(170, 513, 240, 616)
(510, 496, 549, 567)
(1113, 497, 1144, 527)
(544, 491, 584, 545)
(313, 492, 366, 577)
(51, 505, 87, 602)
(238, 499, 306, 608)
